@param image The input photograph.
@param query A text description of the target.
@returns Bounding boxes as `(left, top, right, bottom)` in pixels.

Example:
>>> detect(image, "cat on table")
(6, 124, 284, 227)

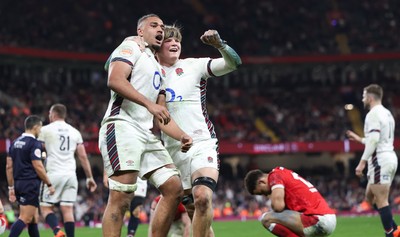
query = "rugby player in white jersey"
(98, 14, 192, 237)
(347, 84, 399, 237)
(38, 103, 97, 237)
(156, 25, 241, 237)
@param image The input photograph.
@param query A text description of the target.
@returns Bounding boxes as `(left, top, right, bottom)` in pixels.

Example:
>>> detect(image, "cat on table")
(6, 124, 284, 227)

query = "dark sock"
(378, 206, 394, 237)
(64, 221, 75, 237)
(45, 213, 61, 234)
(9, 219, 26, 237)
(127, 216, 140, 236)
(28, 223, 40, 237)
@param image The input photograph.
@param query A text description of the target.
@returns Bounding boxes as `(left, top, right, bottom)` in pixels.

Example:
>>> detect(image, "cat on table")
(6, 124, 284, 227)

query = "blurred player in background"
(0, 198, 8, 234)
(346, 84, 399, 237)
(38, 103, 97, 237)
(156, 25, 241, 237)
(6, 115, 55, 237)
(244, 167, 336, 237)
(99, 14, 192, 237)
(148, 195, 191, 237)
(127, 178, 148, 237)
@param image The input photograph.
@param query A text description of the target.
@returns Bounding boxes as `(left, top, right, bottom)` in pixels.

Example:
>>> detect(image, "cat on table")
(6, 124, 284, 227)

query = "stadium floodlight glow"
(344, 104, 354, 110)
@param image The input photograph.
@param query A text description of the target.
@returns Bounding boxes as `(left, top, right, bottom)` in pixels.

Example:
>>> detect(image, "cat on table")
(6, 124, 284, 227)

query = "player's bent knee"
(108, 178, 137, 193)
(149, 167, 180, 188)
(192, 176, 217, 192)
(260, 212, 273, 226)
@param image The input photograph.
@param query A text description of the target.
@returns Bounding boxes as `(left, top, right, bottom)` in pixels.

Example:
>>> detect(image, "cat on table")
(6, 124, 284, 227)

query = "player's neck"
(369, 101, 381, 109)
(24, 130, 37, 138)
(51, 118, 65, 122)
(160, 58, 178, 67)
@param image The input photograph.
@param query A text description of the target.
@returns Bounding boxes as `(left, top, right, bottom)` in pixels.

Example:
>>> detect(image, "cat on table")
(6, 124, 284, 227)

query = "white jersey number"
(291, 172, 318, 193)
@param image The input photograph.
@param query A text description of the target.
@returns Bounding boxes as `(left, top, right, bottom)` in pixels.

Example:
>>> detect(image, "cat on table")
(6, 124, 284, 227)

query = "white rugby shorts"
(168, 139, 219, 190)
(99, 121, 174, 179)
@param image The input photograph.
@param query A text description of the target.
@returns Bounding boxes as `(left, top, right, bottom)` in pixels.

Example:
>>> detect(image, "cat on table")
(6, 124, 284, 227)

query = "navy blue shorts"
(15, 179, 41, 207)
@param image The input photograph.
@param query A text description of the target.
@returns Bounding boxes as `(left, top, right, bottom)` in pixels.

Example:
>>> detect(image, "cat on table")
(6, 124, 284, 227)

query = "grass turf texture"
(3, 215, 396, 237)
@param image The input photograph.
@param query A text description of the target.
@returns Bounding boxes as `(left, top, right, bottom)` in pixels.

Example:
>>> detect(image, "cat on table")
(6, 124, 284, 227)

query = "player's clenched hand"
(86, 177, 97, 192)
(147, 103, 171, 125)
(180, 134, 193, 153)
(355, 160, 366, 178)
(346, 130, 362, 143)
(200, 30, 225, 49)
(48, 186, 55, 195)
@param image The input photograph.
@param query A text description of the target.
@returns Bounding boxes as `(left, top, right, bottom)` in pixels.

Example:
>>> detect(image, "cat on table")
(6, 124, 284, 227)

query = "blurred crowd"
(1, 61, 400, 143)
(1, 0, 400, 56)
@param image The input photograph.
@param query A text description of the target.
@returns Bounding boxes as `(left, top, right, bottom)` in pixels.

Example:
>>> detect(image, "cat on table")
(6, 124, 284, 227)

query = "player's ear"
(137, 28, 143, 37)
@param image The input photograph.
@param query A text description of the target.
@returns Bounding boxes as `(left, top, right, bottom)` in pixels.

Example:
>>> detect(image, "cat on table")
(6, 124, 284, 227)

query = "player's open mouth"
(155, 34, 163, 41)
(169, 48, 178, 52)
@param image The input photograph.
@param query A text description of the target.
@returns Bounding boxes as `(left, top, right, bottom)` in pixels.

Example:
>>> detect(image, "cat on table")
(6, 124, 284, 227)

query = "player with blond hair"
(156, 25, 241, 237)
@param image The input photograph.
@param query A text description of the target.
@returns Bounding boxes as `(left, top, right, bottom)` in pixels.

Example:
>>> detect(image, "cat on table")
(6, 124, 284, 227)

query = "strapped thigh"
(192, 176, 217, 192)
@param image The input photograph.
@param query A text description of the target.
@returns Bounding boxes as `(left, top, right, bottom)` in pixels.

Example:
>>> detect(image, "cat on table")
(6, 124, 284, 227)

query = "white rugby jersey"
(102, 40, 164, 131)
(38, 121, 83, 174)
(160, 57, 217, 148)
(364, 104, 395, 152)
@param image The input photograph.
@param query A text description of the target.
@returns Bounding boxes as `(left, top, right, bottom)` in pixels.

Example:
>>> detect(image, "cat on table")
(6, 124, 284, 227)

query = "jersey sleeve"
(31, 140, 42, 161)
(7, 142, 13, 157)
(109, 40, 141, 68)
(194, 57, 213, 79)
(365, 110, 381, 135)
(74, 128, 84, 145)
(268, 171, 285, 191)
(37, 126, 47, 142)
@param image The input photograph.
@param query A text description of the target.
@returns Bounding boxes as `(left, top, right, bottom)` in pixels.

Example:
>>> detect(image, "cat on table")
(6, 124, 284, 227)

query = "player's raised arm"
(200, 30, 242, 76)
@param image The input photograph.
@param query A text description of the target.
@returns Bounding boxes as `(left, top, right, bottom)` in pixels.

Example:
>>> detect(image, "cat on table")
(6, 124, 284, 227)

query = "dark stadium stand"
(1, 0, 400, 227)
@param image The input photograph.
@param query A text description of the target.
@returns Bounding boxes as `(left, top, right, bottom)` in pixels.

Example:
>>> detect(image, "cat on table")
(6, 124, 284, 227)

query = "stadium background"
(1, 0, 400, 233)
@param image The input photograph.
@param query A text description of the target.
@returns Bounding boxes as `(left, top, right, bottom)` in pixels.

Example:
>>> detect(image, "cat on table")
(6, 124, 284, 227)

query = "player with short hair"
(346, 84, 399, 237)
(6, 115, 55, 237)
(38, 103, 97, 237)
(244, 167, 336, 237)
(156, 25, 241, 237)
(148, 195, 191, 237)
(99, 14, 192, 237)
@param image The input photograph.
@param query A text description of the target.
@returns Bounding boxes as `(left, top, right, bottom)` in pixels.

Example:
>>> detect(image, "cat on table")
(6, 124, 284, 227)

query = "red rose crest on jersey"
(175, 68, 184, 76)
(207, 156, 213, 163)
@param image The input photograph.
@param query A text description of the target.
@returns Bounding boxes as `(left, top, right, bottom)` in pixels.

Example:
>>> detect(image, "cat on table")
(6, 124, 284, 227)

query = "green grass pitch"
(3, 215, 396, 236)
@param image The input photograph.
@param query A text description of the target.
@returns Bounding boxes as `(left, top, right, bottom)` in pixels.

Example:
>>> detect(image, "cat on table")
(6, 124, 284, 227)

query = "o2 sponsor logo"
(153, 71, 161, 90)
(166, 88, 183, 102)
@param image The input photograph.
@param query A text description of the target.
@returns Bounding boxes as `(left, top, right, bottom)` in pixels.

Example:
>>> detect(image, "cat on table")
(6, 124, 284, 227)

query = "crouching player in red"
(244, 167, 336, 237)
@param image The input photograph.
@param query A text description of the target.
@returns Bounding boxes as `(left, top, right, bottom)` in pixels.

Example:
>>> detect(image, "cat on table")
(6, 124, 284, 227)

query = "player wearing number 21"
(38, 103, 97, 237)
(244, 167, 336, 237)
